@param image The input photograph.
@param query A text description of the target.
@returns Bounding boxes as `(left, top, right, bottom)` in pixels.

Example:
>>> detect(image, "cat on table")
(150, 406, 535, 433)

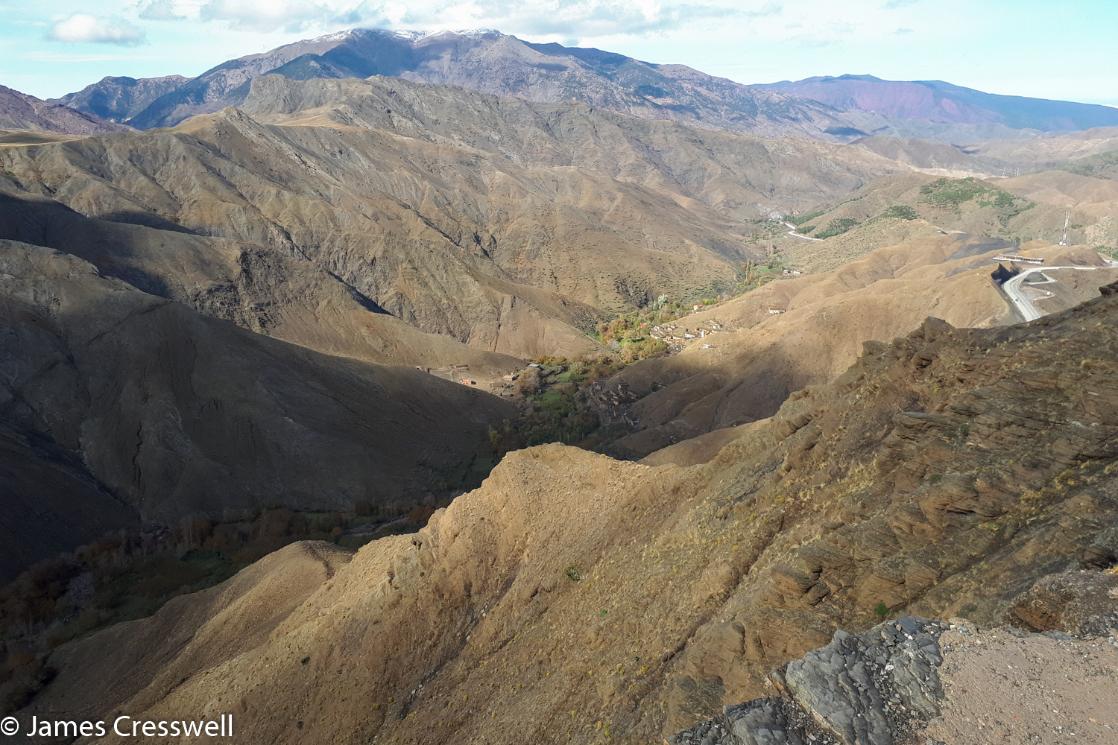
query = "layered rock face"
(1010, 570, 1118, 636)
(14, 284, 1118, 743)
(672, 617, 951, 745)
(673, 611, 1118, 745)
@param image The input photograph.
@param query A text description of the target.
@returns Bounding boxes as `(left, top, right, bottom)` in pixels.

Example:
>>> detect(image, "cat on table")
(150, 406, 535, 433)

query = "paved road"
(782, 221, 823, 242)
(1001, 265, 1110, 322)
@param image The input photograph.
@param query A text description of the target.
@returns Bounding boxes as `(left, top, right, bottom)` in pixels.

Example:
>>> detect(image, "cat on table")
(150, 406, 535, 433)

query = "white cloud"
(162, 0, 782, 39)
(47, 14, 146, 45)
(139, 0, 188, 20)
(199, 0, 359, 32)
(388, 1, 758, 40)
(376, 1, 927, 47)
(67, 0, 940, 48)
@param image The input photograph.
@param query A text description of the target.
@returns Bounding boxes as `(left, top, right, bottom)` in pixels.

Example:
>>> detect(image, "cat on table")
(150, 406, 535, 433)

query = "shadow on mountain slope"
(15, 281, 1117, 743)
(0, 240, 515, 580)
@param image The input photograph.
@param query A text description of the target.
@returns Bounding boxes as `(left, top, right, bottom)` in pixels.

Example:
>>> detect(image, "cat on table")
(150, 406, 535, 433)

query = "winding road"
(782, 220, 822, 242)
(1001, 265, 1115, 322)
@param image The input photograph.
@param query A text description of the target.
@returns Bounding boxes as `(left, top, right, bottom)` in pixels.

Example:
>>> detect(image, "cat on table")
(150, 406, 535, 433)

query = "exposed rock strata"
(672, 612, 1118, 745)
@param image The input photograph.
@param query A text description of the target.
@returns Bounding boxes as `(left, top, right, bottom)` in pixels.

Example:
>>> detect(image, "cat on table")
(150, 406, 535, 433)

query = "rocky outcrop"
(672, 617, 948, 745)
(1010, 570, 1118, 636)
(672, 610, 1118, 745)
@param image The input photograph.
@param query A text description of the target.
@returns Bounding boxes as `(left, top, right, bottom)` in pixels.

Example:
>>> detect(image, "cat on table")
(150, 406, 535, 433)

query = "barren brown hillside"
(0, 241, 514, 578)
(999, 170, 1118, 247)
(0, 86, 125, 135)
(779, 137, 1118, 259)
(18, 280, 1118, 744)
(0, 192, 521, 378)
(0, 77, 900, 359)
(597, 229, 1115, 458)
(971, 126, 1118, 167)
(784, 173, 1079, 249)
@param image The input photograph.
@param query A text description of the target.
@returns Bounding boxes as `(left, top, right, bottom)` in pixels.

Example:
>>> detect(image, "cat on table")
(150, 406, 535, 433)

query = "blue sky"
(2, 0, 1115, 105)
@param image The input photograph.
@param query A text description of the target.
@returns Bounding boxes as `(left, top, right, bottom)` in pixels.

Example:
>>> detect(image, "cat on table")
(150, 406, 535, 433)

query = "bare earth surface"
(922, 627, 1118, 745)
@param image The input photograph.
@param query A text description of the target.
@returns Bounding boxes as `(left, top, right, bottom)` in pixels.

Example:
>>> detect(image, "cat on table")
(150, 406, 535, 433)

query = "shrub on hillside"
(920, 177, 991, 208)
(815, 217, 859, 239)
(881, 205, 919, 221)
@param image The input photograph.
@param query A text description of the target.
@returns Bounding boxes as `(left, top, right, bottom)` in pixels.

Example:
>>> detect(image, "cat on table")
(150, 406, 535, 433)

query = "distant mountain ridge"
(60, 29, 853, 136)
(52, 29, 1118, 143)
(760, 74, 1118, 138)
(0, 74, 898, 362)
(52, 75, 188, 123)
(0, 84, 126, 134)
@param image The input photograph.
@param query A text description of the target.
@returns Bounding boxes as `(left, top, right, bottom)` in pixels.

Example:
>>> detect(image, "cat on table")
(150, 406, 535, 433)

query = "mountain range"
(2, 24, 1118, 578)
(0, 74, 899, 363)
(761, 74, 1118, 139)
(3, 22, 1118, 745)
(35, 29, 1118, 142)
(54, 29, 852, 135)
